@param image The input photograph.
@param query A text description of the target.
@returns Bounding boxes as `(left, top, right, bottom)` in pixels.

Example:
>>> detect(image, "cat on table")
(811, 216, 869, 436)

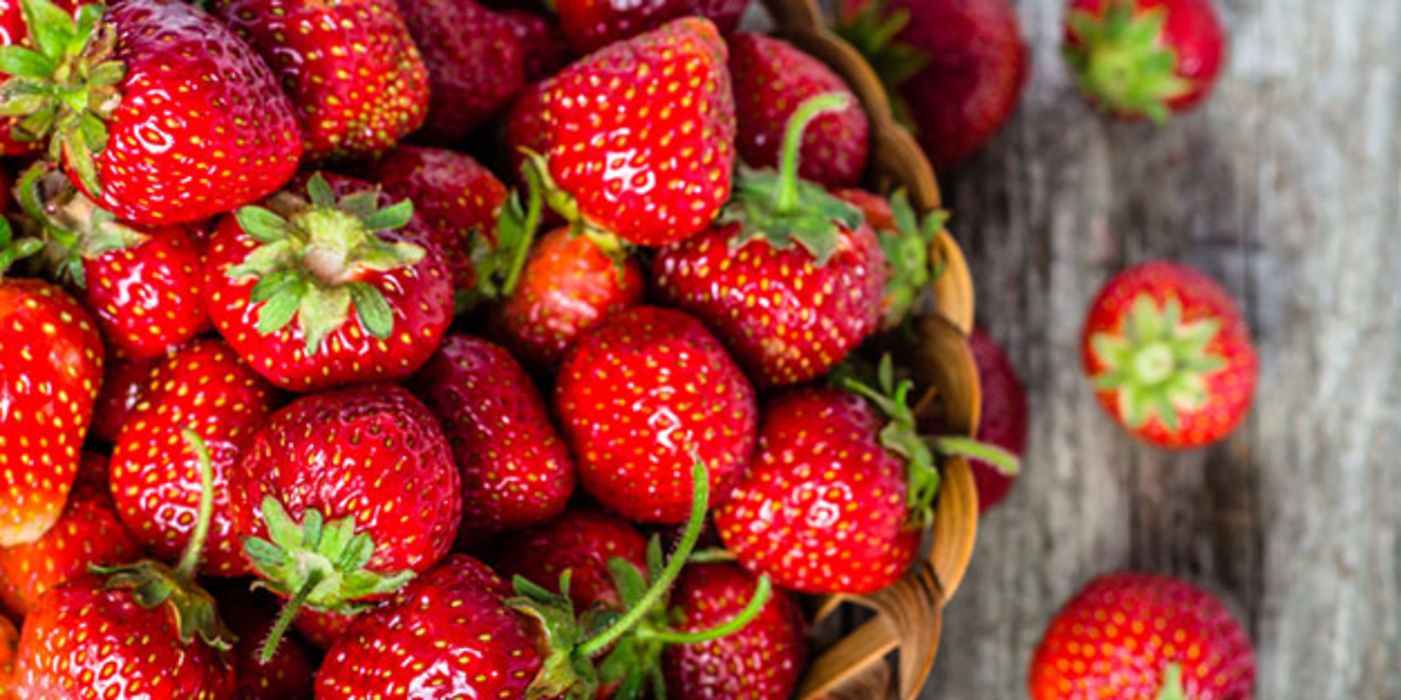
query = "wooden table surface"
(922, 1, 1401, 698)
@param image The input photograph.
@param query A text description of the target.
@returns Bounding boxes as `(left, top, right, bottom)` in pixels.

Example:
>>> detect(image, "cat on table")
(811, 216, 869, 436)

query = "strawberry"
(0, 0, 302, 225)
(1081, 261, 1257, 448)
(211, 0, 429, 160)
(89, 353, 155, 444)
(482, 504, 648, 611)
(489, 226, 644, 369)
(229, 384, 461, 660)
(836, 0, 1028, 170)
(0, 224, 103, 546)
(730, 32, 869, 188)
(290, 606, 352, 650)
(833, 187, 948, 330)
(652, 94, 886, 387)
(408, 334, 576, 546)
(73, 449, 110, 487)
(497, 8, 570, 81)
(0, 0, 80, 156)
(219, 588, 316, 700)
(554, 0, 748, 55)
(0, 473, 142, 616)
(203, 172, 453, 392)
(1030, 571, 1256, 699)
(532, 18, 736, 247)
(964, 326, 1030, 511)
(504, 80, 550, 179)
(110, 339, 278, 577)
(0, 613, 14, 694)
(1063, 0, 1226, 121)
(555, 305, 757, 524)
(394, 0, 525, 144)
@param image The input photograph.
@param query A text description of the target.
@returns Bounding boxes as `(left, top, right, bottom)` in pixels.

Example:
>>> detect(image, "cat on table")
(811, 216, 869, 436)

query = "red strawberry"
(662, 563, 806, 700)
(0, 0, 302, 225)
(554, 0, 747, 54)
(497, 8, 570, 81)
(483, 505, 648, 610)
(1081, 261, 1257, 448)
(0, 612, 15, 694)
(291, 606, 353, 650)
(652, 94, 886, 387)
(730, 32, 869, 188)
(110, 339, 277, 577)
(221, 589, 316, 700)
(555, 305, 757, 524)
(965, 327, 1029, 511)
(395, 0, 525, 143)
(203, 172, 453, 392)
(0, 0, 80, 156)
(409, 334, 576, 546)
(1064, 0, 1226, 121)
(0, 475, 142, 616)
(211, 0, 429, 159)
(504, 80, 550, 178)
(489, 226, 644, 369)
(73, 449, 110, 487)
(533, 18, 736, 247)
(1030, 571, 1256, 699)
(89, 353, 156, 444)
(833, 187, 948, 330)
(229, 384, 461, 659)
(836, 0, 1028, 170)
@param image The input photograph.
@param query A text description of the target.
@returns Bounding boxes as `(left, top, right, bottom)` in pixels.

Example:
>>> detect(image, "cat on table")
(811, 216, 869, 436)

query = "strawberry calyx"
(521, 149, 632, 271)
(1158, 663, 1187, 700)
(1089, 293, 1227, 432)
(0, 216, 43, 277)
(831, 0, 929, 128)
(459, 160, 545, 314)
(720, 93, 864, 266)
(0, 0, 124, 196)
(227, 172, 425, 355)
(1063, 0, 1193, 122)
(875, 189, 949, 329)
(13, 160, 144, 287)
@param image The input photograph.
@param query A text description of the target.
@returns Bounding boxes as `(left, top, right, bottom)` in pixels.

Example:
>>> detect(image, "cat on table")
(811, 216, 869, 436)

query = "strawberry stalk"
(0, 216, 42, 276)
(634, 575, 772, 645)
(461, 160, 545, 312)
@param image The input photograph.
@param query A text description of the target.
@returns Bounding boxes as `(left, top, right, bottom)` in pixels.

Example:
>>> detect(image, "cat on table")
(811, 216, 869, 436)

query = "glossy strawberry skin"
(212, 0, 429, 160)
(90, 354, 157, 444)
(498, 8, 570, 81)
(1030, 572, 1256, 700)
(15, 574, 236, 699)
(0, 280, 103, 546)
(483, 505, 647, 611)
(490, 227, 645, 369)
(556, 306, 758, 524)
(715, 388, 918, 594)
(729, 32, 869, 188)
(110, 340, 277, 577)
(291, 607, 354, 650)
(77, 0, 302, 226)
(652, 221, 886, 387)
(0, 0, 80, 155)
(662, 563, 807, 700)
(409, 335, 575, 546)
(967, 327, 1029, 511)
(80, 224, 208, 360)
(0, 612, 15, 693)
(555, 0, 748, 54)
(316, 554, 542, 699)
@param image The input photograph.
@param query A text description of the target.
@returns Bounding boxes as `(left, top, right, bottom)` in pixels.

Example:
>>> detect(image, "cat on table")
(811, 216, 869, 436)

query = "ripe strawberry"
(483, 505, 648, 610)
(730, 32, 869, 188)
(533, 18, 736, 247)
(0, 613, 15, 694)
(89, 353, 156, 444)
(497, 8, 570, 81)
(662, 563, 806, 700)
(1081, 261, 1257, 448)
(836, 0, 1028, 169)
(291, 606, 353, 650)
(0, 0, 302, 225)
(220, 588, 316, 700)
(111, 339, 277, 577)
(965, 327, 1030, 511)
(554, 0, 748, 54)
(0, 475, 142, 616)
(73, 449, 110, 487)
(203, 172, 453, 392)
(0, 0, 80, 156)
(1064, 0, 1226, 121)
(229, 384, 461, 659)
(409, 334, 575, 546)
(833, 187, 948, 330)
(395, 0, 525, 144)
(1030, 571, 1256, 699)
(211, 0, 429, 159)
(555, 306, 757, 524)
(489, 226, 645, 369)
(504, 80, 550, 177)
(652, 94, 886, 387)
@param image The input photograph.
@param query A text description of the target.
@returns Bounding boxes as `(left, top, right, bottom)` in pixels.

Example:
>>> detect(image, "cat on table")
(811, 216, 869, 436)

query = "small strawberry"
(964, 327, 1030, 511)
(0, 0, 80, 156)
(0, 0, 302, 225)
(730, 32, 869, 188)
(1063, 0, 1226, 121)
(219, 588, 316, 700)
(497, 8, 570, 81)
(89, 353, 156, 444)
(1030, 571, 1256, 699)
(211, 0, 429, 159)
(203, 172, 453, 392)
(482, 504, 648, 611)
(229, 384, 461, 660)
(652, 94, 886, 387)
(554, 0, 748, 54)
(110, 339, 278, 577)
(555, 305, 757, 524)
(833, 187, 949, 330)
(836, 0, 1028, 170)
(1081, 261, 1257, 448)
(409, 334, 576, 546)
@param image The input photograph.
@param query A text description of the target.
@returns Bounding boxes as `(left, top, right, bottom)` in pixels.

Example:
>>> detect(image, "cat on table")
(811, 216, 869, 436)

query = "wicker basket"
(757, 1, 985, 697)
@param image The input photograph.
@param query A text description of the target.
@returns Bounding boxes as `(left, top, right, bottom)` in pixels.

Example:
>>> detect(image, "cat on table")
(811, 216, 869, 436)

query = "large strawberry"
(554, 0, 748, 54)
(482, 504, 648, 610)
(0, 0, 302, 225)
(1030, 571, 1256, 699)
(203, 172, 453, 392)
(89, 352, 155, 444)
(1063, 0, 1226, 121)
(555, 305, 757, 524)
(110, 339, 277, 577)
(0, 0, 80, 156)
(1082, 261, 1256, 448)
(409, 334, 575, 546)
(730, 32, 869, 188)
(653, 94, 886, 387)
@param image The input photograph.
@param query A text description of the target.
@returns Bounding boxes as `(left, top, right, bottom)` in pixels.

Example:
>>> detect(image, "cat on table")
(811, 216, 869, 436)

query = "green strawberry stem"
(175, 428, 214, 581)
(258, 569, 323, 663)
(499, 163, 543, 296)
(686, 547, 738, 564)
(929, 435, 1020, 477)
(1062, 0, 1193, 122)
(876, 190, 949, 329)
(0, 216, 43, 277)
(12, 160, 145, 287)
(1157, 663, 1186, 700)
(636, 575, 772, 645)
(772, 92, 850, 214)
(460, 159, 545, 314)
